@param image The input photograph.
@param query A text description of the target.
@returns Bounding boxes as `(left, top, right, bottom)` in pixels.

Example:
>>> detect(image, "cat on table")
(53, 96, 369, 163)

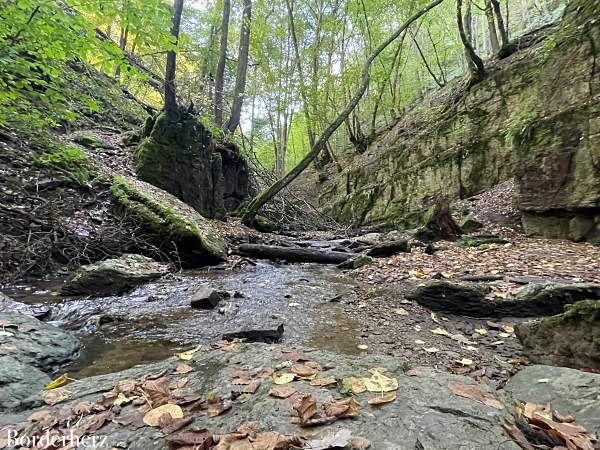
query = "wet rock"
(337, 254, 373, 269)
(459, 216, 484, 233)
(190, 286, 224, 309)
(62, 254, 170, 297)
(457, 234, 509, 247)
(0, 356, 50, 412)
(515, 300, 600, 370)
(366, 239, 411, 257)
(0, 293, 51, 320)
(407, 281, 491, 317)
(4, 344, 520, 449)
(503, 365, 600, 436)
(222, 324, 284, 343)
(253, 215, 277, 233)
(0, 312, 80, 373)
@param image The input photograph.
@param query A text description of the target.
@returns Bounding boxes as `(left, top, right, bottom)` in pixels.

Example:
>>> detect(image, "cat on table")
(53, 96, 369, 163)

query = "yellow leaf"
(431, 313, 440, 324)
(174, 345, 203, 361)
(357, 344, 368, 350)
(408, 269, 425, 278)
(475, 328, 487, 335)
(498, 332, 511, 338)
(431, 327, 449, 336)
(273, 372, 295, 385)
(114, 392, 133, 406)
(423, 347, 439, 353)
(143, 404, 183, 427)
(414, 325, 421, 332)
(0, 330, 14, 337)
(502, 325, 514, 333)
(457, 358, 473, 366)
(368, 392, 396, 405)
(415, 339, 425, 345)
(362, 369, 398, 393)
(45, 373, 70, 390)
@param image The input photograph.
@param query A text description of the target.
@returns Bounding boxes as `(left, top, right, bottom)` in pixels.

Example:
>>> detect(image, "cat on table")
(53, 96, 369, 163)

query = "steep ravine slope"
(319, 0, 599, 242)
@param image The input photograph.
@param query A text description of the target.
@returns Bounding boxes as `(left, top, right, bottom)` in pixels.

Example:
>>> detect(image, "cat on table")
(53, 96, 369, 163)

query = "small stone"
(357, 344, 368, 350)
(190, 286, 224, 309)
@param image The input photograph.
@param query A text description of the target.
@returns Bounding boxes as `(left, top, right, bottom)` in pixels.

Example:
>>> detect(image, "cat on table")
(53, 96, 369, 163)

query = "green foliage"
(32, 143, 99, 184)
(504, 111, 539, 146)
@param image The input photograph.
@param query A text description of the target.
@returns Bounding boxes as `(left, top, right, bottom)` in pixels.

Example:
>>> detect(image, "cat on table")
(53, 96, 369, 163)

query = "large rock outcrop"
(111, 175, 226, 267)
(318, 0, 599, 242)
(134, 109, 249, 219)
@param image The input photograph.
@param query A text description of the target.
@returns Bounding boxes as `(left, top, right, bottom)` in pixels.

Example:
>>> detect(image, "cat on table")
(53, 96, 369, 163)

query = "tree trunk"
(240, 0, 447, 225)
(490, 0, 509, 50)
(165, 0, 184, 112)
(457, 0, 485, 83)
(214, 0, 230, 127)
(484, 0, 500, 54)
(226, 0, 252, 133)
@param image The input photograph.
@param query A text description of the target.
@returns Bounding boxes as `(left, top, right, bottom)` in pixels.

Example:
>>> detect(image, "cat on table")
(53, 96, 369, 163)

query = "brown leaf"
(176, 363, 194, 374)
(368, 393, 396, 405)
(71, 411, 113, 436)
(324, 398, 359, 418)
(170, 377, 189, 390)
(350, 436, 371, 449)
(291, 363, 318, 378)
(502, 421, 536, 450)
(207, 400, 232, 417)
(447, 381, 504, 409)
(159, 415, 194, 435)
(142, 377, 171, 407)
(166, 428, 214, 450)
(282, 348, 310, 362)
(241, 381, 261, 394)
(303, 429, 353, 450)
(293, 394, 318, 424)
(43, 387, 71, 405)
(268, 386, 296, 399)
(309, 377, 337, 387)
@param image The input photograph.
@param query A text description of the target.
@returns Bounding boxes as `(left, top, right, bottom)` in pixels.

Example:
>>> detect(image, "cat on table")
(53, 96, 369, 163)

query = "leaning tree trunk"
(226, 0, 252, 133)
(241, 0, 447, 226)
(165, 0, 184, 112)
(214, 0, 230, 127)
(457, 0, 485, 83)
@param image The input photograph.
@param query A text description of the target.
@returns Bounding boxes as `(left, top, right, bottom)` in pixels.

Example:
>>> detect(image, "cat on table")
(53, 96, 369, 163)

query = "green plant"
(32, 144, 98, 184)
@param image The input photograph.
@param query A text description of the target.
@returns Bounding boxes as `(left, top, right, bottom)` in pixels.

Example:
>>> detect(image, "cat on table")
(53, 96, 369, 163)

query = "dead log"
(236, 244, 352, 264)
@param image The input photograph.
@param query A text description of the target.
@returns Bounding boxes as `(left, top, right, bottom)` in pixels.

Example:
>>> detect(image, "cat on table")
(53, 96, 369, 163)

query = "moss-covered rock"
(111, 175, 226, 267)
(32, 143, 99, 184)
(68, 130, 109, 149)
(516, 300, 600, 370)
(134, 109, 249, 219)
(319, 0, 600, 242)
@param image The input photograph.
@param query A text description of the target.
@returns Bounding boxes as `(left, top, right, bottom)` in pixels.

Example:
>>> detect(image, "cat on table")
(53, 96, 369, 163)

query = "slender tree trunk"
(411, 30, 444, 87)
(241, 0, 447, 225)
(484, 0, 500, 54)
(165, 0, 184, 112)
(457, 0, 485, 82)
(214, 0, 230, 127)
(490, 0, 509, 49)
(226, 0, 252, 133)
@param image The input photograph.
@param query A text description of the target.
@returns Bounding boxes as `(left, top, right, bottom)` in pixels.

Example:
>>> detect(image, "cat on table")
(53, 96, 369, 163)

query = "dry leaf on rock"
(447, 382, 503, 409)
(273, 372, 295, 385)
(43, 387, 71, 405)
(292, 363, 318, 378)
(166, 428, 214, 449)
(207, 400, 232, 417)
(158, 415, 194, 435)
(324, 398, 359, 418)
(269, 385, 296, 399)
(241, 381, 261, 394)
(293, 394, 318, 424)
(362, 369, 398, 393)
(304, 429, 353, 450)
(350, 436, 371, 449)
(143, 404, 184, 427)
(309, 377, 336, 387)
(142, 377, 171, 407)
(175, 345, 203, 361)
(368, 393, 396, 405)
(282, 348, 310, 362)
(176, 363, 194, 374)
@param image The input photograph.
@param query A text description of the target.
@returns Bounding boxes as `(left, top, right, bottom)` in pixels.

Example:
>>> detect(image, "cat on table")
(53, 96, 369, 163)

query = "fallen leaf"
(324, 398, 359, 418)
(304, 429, 353, 450)
(114, 392, 133, 406)
(414, 325, 422, 332)
(368, 393, 396, 405)
(166, 428, 214, 449)
(241, 381, 261, 394)
(502, 325, 515, 333)
(176, 363, 194, 374)
(357, 344, 368, 351)
(475, 328, 487, 335)
(395, 308, 409, 316)
(291, 363, 318, 378)
(415, 339, 425, 345)
(281, 348, 309, 362)
(309, 377, 336, 387)
(423, 347, 439, 353)
(293, 394, 318, 423)
(45, 373, 70, 390)
(143, 404, 184, 427)
(431, 313, 440, 324)
(350, 436, 371, 449)
(207, 400, 231, 417)
(447, 382, 503, 409)
(362, 369, 398, 393)
(175, 345, 203, 361)
(431, 327, 449, 336)
(269, 385, 296, 398)
(273, 372, 295, 384)
(456, 358, 473, 366)
(43, 387, 71, 405)
(0, 330, 14, 337)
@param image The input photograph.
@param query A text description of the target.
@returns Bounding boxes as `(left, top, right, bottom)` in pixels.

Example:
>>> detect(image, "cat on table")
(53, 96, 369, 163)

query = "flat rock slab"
(62, 253, 171, 297)
(503, 365, 600, 437)
(2, 344, 518, 450)
(0, 311, 80, 412)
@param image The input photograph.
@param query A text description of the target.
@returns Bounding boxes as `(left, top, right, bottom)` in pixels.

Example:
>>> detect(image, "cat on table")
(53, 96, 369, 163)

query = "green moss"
(503, 111, 539, 147)
(110, 175, 225, 261)
(32, 143, 99, 184)
(68, 130, 107, 148)
(457, 235, 509, 248)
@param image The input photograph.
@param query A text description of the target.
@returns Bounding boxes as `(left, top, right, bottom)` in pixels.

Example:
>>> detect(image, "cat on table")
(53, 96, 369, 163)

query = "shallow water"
(7, 262, 363, 377)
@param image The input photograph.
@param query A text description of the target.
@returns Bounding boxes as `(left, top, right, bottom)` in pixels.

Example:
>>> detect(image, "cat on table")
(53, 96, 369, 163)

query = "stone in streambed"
(337, 254, 373, 269)
(62, 253, 170, 297)
(515, 300, 600, 370)
(190, 286, 225, 309)
(459, 216, 484, 233)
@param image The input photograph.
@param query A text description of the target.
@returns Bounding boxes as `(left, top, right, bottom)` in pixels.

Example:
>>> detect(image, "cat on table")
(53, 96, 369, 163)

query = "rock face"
(318, 0, 600, 242)
(134, 109, 249, 219)
(516, 300, 600, 370)
(1, 344, 517, 449)
(366, 239, 411, 257)
(62, 253, 171, 296)
(111, 175, 226, 267)
(0, 311, 80, 411)
(503, 365, 600, 436)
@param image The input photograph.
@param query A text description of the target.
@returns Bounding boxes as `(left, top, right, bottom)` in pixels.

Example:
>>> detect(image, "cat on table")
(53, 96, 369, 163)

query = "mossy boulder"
(516, 300, 600, 370)
(68, 130, 109, 149)
(134, 109, 248, 219)
(32, 143, 99, 184)
(111, 175, 226, 267)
